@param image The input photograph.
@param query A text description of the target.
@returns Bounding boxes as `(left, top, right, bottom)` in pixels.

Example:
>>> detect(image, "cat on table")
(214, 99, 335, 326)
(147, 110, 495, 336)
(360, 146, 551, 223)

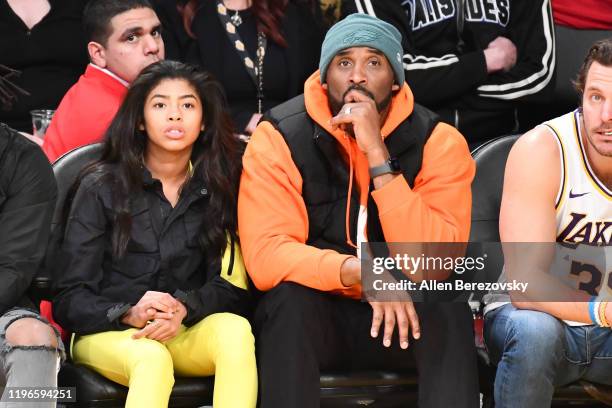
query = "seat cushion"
(58, 363, 214, 407)
(320, 371, 418, 407)
(320, 370, 417, 388)
(59, 363, 418, 407)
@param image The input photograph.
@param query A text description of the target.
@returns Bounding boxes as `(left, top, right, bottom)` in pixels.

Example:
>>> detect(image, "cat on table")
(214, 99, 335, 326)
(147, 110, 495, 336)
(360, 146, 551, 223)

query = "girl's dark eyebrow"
(149, 94, 198, 100)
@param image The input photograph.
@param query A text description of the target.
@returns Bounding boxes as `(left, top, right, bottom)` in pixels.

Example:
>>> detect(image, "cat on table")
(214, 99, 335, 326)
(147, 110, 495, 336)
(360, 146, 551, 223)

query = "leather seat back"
(467, 135, 520, 301)
(51, 143, 104, 228)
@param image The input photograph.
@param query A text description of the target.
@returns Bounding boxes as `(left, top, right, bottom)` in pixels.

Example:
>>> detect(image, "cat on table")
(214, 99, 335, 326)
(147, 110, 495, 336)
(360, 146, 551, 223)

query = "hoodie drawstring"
(345, 137, 358, 249)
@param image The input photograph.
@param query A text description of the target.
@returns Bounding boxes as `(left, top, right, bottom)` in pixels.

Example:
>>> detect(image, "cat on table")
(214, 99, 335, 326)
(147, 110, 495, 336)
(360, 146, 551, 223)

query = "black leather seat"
(58, 364, 214, 408)
(467, 134, 519, 405)
(51, 143, 103, 228)
(29, 144, 105, 302)
(58, 364, 418, 407)
(470, 134, 518, 242)
(466, 134, 519, 307)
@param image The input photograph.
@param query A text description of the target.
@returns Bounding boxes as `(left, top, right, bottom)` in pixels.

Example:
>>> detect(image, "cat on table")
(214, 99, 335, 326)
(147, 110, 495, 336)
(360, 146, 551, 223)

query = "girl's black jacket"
(53, 167, 250, 335)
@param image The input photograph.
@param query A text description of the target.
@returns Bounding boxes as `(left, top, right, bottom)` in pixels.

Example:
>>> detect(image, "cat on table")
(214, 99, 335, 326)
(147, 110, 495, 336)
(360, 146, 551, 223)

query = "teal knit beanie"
(319, 13, 404, 85)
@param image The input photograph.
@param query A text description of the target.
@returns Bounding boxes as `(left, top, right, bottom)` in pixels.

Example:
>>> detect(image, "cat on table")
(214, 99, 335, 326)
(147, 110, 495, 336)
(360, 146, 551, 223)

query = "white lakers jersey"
(543, 109, 612, 305)
(483, 110, 611, 318)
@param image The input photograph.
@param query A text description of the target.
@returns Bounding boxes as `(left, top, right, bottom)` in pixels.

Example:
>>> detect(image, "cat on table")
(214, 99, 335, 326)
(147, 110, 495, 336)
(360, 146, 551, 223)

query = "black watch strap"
(369, 157, 401, 178)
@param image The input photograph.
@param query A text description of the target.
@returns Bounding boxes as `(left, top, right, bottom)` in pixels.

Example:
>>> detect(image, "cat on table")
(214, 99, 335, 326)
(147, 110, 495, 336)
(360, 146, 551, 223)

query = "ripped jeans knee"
(0, 308, 66, 368)
(0, 309, 65, 407)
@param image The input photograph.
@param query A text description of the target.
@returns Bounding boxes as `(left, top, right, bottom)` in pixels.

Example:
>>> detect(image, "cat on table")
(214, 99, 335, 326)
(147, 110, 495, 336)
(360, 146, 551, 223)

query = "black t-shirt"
(0, 0, 88, 132)
(191, 7, 290, 131)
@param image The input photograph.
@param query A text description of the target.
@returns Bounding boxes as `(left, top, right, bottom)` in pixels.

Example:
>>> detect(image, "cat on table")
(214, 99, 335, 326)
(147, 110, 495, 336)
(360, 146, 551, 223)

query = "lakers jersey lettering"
(557, 213, 612, 246)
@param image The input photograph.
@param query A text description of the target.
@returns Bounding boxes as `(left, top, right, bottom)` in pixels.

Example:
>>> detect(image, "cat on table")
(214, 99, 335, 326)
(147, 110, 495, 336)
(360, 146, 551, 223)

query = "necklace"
(216, 0, 266, 113)
(255, 32, 266, 114)
(230, 10, 242, 26)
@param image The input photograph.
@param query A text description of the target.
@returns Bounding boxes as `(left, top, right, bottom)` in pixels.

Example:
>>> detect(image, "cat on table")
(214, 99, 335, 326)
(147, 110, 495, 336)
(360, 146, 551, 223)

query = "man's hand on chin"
(330, 90, 385, 158)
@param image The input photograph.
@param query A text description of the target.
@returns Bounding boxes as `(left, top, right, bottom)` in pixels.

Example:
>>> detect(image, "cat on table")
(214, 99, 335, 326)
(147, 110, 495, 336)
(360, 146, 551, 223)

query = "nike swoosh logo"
(569, 190, 590, 198)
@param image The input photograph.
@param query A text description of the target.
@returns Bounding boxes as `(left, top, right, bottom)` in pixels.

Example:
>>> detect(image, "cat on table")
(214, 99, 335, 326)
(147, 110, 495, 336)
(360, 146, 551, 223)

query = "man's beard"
(588, 128, 612, 157)
(582, 112, 612, 158)
(328, 84, 393, 116)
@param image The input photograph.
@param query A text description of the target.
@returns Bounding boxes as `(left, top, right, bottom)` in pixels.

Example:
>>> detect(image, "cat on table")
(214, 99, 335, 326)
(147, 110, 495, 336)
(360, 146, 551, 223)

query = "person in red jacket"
(42, 0, 164, 163)
(239, 13, 479, 408)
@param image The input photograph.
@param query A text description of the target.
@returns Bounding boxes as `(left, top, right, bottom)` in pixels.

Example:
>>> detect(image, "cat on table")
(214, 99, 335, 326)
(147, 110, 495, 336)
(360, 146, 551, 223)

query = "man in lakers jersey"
(484, 38, 612, 407)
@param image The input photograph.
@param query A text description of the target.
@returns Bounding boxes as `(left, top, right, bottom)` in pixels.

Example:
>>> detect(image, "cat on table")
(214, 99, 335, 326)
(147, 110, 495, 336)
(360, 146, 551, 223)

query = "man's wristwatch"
(369, 157, 401, 178)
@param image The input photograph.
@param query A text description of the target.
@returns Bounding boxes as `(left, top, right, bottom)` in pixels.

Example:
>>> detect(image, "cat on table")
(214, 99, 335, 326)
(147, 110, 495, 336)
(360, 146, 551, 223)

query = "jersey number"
(570, 261, 611, 296)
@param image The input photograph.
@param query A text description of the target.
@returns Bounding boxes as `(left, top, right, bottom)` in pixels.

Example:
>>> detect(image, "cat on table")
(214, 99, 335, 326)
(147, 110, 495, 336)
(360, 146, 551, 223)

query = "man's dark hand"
(329, 90, 386, 157)
(369, 300, 420, 349)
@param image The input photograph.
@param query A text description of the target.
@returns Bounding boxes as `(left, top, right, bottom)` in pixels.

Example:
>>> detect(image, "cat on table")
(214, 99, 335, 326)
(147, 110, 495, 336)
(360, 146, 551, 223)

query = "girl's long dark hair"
(66, 60, 242, 260)
(179, 0, 289, 47)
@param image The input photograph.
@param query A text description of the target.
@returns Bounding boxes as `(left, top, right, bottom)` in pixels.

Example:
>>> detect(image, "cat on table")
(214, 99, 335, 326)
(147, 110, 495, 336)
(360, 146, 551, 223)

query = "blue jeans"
(484, 304, 612, 408)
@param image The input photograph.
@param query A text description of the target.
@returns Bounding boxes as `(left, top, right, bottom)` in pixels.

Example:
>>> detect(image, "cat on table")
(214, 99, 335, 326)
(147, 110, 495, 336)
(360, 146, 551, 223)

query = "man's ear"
(392, 83, 401, 91)
(88, 41, 107, 68)
(139, 123, 145, 131)
(321, 82, 328, 91)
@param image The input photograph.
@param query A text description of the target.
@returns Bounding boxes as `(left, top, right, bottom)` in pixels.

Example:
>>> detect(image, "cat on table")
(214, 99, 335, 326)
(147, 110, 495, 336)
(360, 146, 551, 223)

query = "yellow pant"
(72, 313, 257, 408)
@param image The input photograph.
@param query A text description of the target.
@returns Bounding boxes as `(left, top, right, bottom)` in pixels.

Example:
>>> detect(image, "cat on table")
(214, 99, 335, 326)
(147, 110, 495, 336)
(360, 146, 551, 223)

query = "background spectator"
(0, 122, 61, 405)
(155, 0, 324, 137)
(519, 1, 612, 130)
(343, 0, 556, 148)
(0, 0, 88, 133)
(318, 0, 341, 28)
(42, 0, 164, 163)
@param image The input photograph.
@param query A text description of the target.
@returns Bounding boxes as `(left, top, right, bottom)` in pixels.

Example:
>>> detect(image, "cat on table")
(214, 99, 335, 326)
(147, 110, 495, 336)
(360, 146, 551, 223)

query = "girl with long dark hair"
(53, 60, 257, 407)
(154, 0, 324, 138)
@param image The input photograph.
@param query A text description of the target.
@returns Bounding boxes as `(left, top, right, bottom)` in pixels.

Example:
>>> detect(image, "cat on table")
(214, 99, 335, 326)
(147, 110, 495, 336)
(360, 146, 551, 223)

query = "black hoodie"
(0, 123, 56, 315)
(342, 0, 556, 144)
